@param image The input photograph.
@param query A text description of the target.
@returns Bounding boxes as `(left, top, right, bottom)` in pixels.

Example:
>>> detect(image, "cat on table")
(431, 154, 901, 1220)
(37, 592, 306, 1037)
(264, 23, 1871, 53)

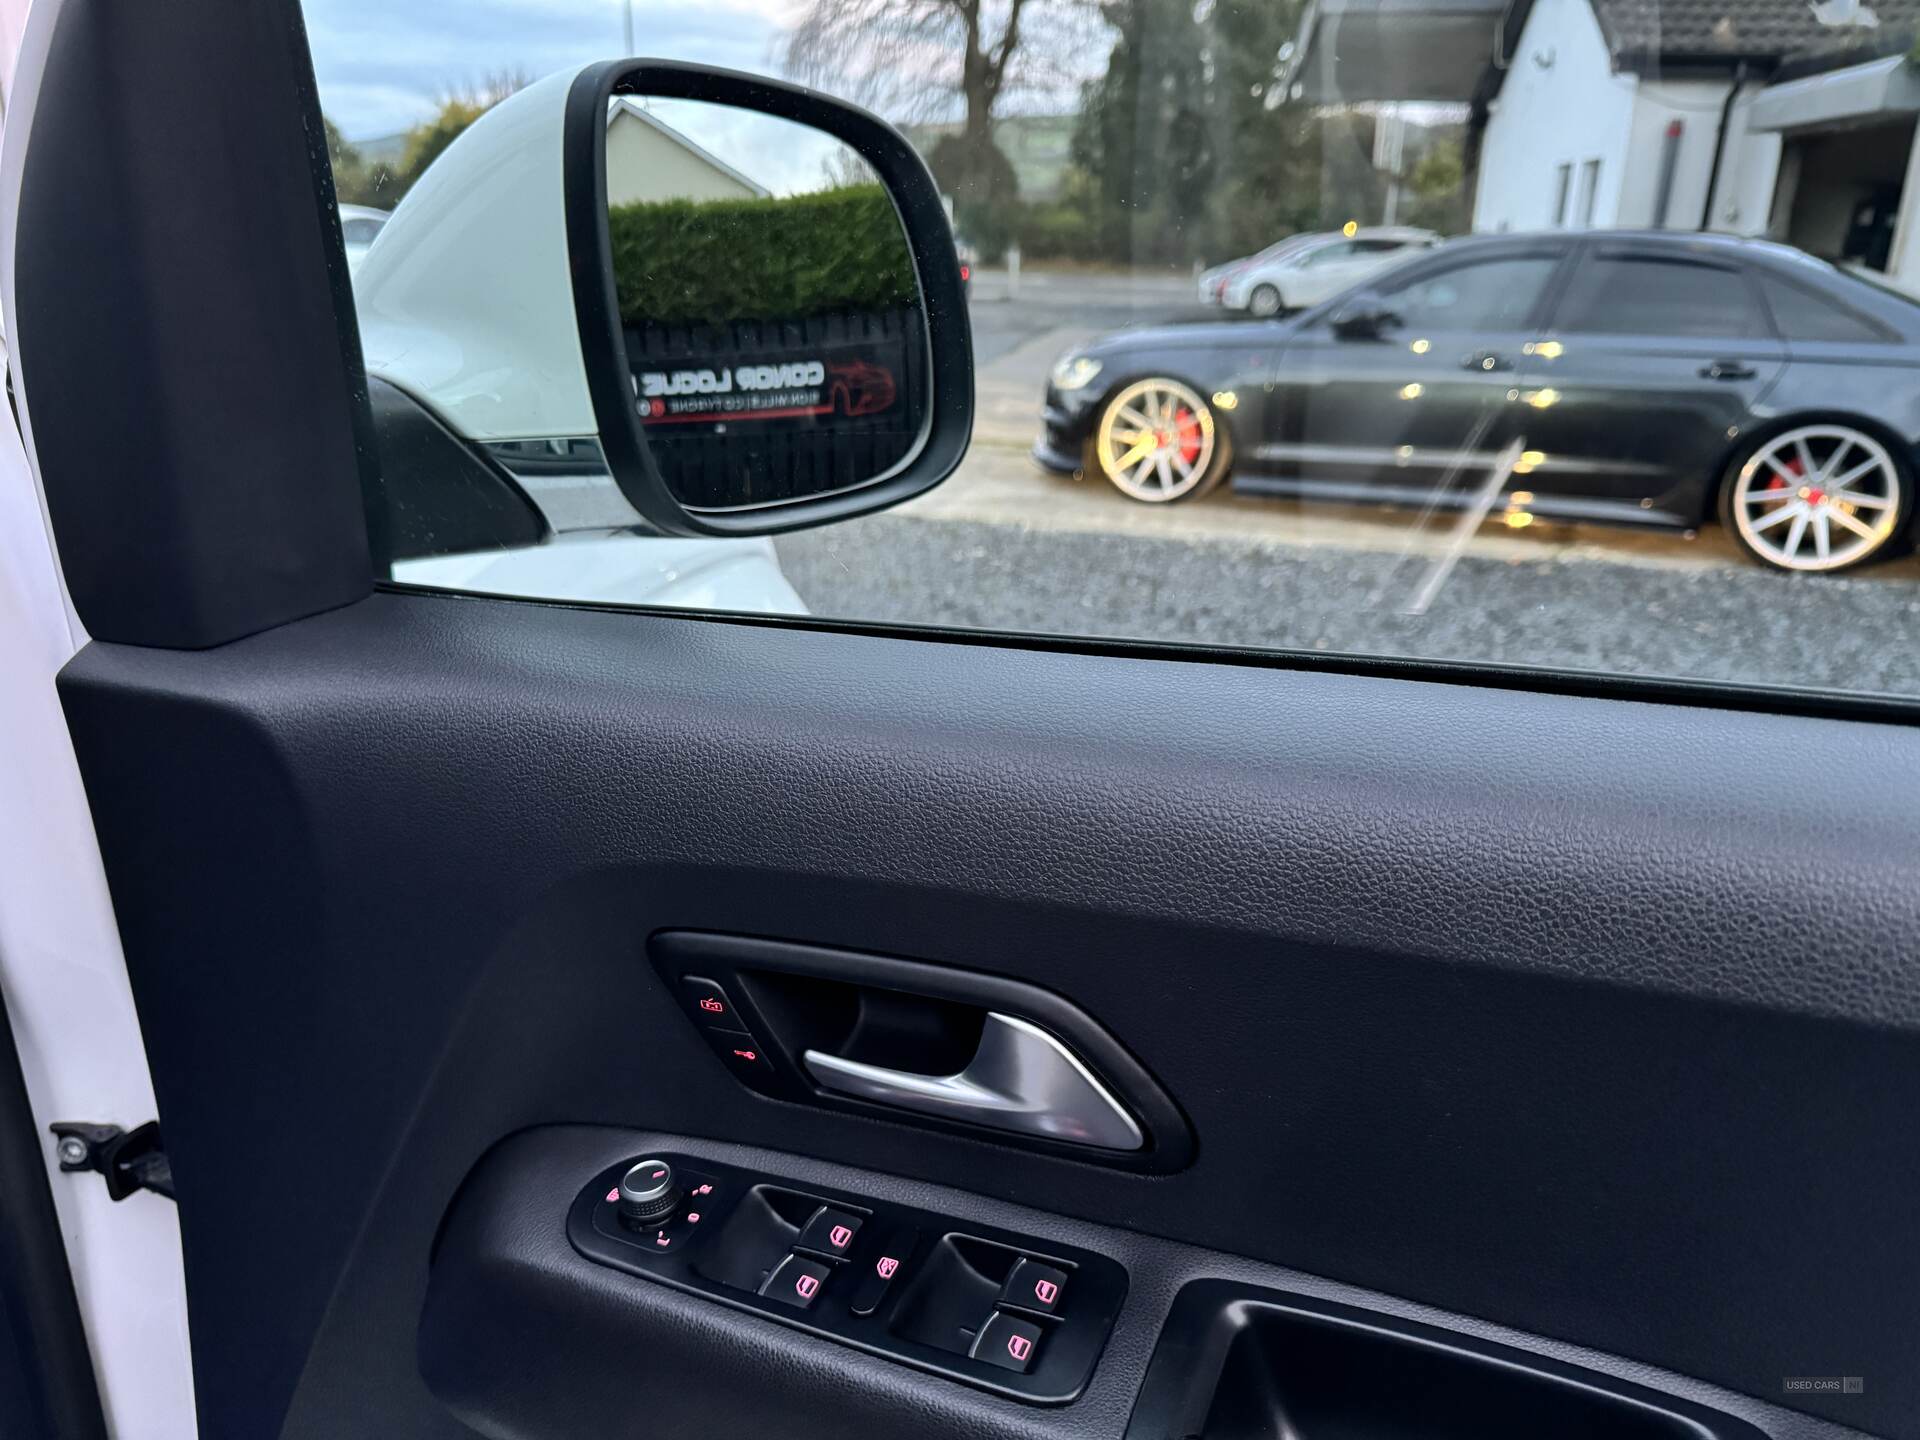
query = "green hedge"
(609, 184, 917, 327)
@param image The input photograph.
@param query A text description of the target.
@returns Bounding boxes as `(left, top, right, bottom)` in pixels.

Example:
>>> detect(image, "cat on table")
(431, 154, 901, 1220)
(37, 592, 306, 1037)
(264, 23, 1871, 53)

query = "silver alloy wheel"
(1249, 284, 1283, 318)
(1095, 378, 1218, 503)
(1731, 424, 1902, 573)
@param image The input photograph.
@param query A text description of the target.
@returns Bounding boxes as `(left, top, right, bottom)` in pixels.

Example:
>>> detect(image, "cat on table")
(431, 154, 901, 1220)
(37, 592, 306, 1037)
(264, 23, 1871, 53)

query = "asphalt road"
(777, 269, 1920, 698)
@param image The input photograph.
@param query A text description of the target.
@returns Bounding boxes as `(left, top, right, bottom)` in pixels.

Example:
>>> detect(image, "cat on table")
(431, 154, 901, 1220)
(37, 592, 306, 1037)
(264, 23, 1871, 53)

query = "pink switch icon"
(829, 1224, 853, 1249)
(795, 1273, 820, 1299)
(876, 1257, 899, 1279)
(1034, 1279, 1058, 1306)
(605, 1187, 620, 1203)
(1007, 1334, 1033, 1362)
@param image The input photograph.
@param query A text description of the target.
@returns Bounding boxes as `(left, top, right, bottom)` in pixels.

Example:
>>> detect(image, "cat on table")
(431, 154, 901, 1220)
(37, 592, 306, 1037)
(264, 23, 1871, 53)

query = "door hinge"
(48, 1120, 175, 1202)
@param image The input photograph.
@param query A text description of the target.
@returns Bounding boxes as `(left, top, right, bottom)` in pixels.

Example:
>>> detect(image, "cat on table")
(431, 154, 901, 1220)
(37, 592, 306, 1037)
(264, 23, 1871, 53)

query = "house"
(1284, 0, 1920, 290)
(605, 98, 768, 207)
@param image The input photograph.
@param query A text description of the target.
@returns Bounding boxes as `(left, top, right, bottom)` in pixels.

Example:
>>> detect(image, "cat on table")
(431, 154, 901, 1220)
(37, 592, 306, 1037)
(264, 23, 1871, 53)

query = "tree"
(400, 73, 530, 188)
(782, 0, 1087, 245)
(324, 72, 530, 215)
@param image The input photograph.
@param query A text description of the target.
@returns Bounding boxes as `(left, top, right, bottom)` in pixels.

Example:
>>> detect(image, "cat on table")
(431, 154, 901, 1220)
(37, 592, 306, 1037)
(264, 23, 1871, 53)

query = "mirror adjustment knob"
(617, 1159, 682, 1226)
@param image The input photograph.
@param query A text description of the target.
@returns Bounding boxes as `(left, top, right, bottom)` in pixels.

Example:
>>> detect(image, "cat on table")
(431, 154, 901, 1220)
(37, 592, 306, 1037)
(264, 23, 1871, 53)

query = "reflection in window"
(1384, 256, 1559, 331)
(1554, 257, 1760, 339)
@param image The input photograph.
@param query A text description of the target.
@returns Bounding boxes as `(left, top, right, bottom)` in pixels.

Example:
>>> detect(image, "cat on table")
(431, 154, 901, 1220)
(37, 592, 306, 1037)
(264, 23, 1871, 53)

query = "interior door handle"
(802, 1012, 1145, 1151)
(1700, 359, 1757, 380)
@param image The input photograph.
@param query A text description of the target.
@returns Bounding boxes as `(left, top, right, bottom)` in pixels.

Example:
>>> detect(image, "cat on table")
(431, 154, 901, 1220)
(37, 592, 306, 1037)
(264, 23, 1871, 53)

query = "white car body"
(349, 77, 805, 616)
(1211, 228, 1440, 315)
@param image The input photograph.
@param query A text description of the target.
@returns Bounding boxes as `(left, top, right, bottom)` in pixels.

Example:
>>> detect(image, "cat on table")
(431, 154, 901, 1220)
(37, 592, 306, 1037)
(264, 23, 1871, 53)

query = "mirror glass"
(604, 96, 929, 512)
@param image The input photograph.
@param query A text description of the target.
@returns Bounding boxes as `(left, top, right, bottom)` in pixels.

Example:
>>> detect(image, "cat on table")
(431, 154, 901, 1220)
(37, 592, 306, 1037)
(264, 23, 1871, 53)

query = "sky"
(304, 0, 803, 139)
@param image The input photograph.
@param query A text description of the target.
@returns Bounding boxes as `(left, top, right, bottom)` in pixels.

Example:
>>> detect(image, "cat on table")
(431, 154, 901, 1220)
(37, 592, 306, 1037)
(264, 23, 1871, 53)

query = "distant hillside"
(351, 131, 409, 167)
(902, 114, 1074, 202)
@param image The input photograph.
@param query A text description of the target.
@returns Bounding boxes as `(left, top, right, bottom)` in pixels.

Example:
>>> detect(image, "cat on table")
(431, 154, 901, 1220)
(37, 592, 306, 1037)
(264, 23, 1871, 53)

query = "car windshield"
(304, 0, 1920, 702)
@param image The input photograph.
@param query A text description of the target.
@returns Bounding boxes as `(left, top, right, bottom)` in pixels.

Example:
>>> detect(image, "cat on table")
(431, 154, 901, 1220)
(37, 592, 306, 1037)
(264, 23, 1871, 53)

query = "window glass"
(1380, 256, 1558, 331)
(1576, 160, 1600, 228)
(341, 217, 383, 244)
(1757, 271, 1892, 343)
(1553, 256, 1761, 338)
(1300, 241, 1359, 267)
(300, 0, 1920, 701)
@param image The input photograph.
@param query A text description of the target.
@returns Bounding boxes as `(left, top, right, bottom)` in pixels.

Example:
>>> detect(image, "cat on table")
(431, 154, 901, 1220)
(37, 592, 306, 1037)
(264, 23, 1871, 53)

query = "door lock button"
(796, 1206, 864, 1260)
(849, 1227, 919, 1316)
(760, 1253, 831, 1309)
(679, 975, 740, 1029)
(702, 1028, 774, 1077)
(971, 1311, 1043, 1373)
(999, 1258, 1068, 1317)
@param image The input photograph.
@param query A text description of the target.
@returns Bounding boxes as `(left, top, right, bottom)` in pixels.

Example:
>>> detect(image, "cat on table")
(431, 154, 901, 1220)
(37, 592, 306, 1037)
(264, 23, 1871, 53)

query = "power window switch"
(971, 1311, 1042, 1373)
(759, 1253, 831, 1310)
(795, 1206, 864, 1260)
(998, 1258, 1068, 1317)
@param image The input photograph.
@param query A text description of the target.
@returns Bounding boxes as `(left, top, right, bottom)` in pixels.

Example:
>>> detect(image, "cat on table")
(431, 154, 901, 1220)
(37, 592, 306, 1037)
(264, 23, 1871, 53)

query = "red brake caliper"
(1173, 407, 1203, 465)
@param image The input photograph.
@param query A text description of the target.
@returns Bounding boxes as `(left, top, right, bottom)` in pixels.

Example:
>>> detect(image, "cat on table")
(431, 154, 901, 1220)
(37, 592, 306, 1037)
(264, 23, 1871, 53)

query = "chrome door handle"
(802, 1012, 1144, 1151)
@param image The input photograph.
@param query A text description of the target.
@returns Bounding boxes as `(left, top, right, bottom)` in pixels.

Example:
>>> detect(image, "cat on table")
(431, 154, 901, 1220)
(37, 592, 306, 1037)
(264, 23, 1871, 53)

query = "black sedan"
(1036, 232, 1920, 573)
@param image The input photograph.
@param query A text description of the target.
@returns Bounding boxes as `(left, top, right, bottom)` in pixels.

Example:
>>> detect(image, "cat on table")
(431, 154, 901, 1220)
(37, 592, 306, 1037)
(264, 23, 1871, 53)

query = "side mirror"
(1329, 293, 1399, 340)
(354, 62, 972, 538)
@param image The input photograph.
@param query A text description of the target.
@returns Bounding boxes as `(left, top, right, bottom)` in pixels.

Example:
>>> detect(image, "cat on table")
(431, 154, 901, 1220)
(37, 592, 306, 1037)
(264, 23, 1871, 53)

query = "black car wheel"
(1090, 378, 1231, 503)
(1248, 284, 1284, 318)
(1720, 422, 1912, 573)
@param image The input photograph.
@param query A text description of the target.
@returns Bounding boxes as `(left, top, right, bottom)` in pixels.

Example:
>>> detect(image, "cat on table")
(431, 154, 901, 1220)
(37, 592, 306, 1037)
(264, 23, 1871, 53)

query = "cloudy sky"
(304, 0, 803, 139)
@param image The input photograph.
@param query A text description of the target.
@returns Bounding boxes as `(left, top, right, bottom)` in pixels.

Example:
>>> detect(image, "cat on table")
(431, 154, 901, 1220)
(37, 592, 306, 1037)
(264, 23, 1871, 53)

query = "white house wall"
(607, 114, 762, 207)
(1474, 0, 1634, 231)
(1617, 79, 1739, 228)
(1704, 84, 1782, 236)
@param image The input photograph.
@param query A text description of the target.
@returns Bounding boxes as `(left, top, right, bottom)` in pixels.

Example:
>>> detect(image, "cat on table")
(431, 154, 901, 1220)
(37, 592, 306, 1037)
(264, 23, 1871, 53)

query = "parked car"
(1203, 227, 1439, 317)
(1197, 232, 1327, 307)
(1038, 230, 1920, 573)
(339, 202, 390, 271)
(954, 231, 978, 296)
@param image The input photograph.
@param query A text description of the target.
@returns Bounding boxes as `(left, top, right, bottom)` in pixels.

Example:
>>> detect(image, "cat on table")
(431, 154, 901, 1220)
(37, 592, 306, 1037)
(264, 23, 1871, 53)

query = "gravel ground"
(777, 513, 1920, 697)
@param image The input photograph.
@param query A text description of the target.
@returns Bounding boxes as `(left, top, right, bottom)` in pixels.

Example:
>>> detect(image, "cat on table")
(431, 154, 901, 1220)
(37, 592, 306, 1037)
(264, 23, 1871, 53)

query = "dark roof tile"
(1591, 0, 1920, 59)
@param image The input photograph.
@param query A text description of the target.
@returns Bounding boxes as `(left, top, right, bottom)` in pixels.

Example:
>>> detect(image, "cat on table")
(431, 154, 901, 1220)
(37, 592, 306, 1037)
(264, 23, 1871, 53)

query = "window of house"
(1552, 255, 1763, 338)
(1576, 160, 1600, 228)
(1380, 255, 1561, 331)
(1552, 163, 1572, 227)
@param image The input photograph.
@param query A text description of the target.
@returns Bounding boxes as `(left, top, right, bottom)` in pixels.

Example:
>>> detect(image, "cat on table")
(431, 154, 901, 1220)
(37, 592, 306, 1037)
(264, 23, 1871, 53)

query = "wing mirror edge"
(564, 61, 974, 537)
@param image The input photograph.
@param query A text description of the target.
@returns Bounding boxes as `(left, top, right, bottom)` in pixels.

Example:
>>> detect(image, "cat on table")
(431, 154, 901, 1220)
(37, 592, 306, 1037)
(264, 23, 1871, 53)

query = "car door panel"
(1520, 247, 1789, 518)
(416, 1127, 1838, 1440)
(57, 590, 1920, 1440)
(1257, 249, 1566, 496)
(16, 5, 1920, 1439)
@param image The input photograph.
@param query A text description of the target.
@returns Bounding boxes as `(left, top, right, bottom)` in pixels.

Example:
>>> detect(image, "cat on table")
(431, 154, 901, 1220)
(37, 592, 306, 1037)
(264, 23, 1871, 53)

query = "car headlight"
(1051, 355, 1103, 391)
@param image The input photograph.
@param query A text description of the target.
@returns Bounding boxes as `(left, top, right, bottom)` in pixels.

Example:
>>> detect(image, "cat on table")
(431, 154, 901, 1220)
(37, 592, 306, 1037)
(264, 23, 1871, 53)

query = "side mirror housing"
(1329, 293, 1398, 340)
(355, 61, 973, 538)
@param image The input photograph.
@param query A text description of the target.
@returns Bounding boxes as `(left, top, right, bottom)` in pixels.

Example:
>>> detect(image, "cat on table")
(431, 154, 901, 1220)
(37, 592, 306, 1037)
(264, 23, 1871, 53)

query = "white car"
(339, 203, 390, 271)
(1207, 227, 1440, 317)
